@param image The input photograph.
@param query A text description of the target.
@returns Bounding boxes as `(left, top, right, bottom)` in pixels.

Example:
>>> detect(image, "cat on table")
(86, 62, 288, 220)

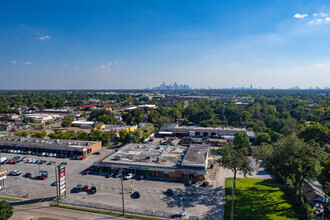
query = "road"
(10, 199, 132, 220)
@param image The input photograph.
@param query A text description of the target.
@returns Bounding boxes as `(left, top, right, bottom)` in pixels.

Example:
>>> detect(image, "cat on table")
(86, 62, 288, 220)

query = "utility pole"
(120, 169, 125, 215)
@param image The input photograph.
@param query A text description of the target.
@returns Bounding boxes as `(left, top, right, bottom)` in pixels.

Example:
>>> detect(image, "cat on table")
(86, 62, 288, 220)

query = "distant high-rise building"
(152, 82, 191, 90)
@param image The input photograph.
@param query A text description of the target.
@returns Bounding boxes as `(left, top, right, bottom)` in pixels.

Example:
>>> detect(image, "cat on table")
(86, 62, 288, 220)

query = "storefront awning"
(158, 131, 173, 135)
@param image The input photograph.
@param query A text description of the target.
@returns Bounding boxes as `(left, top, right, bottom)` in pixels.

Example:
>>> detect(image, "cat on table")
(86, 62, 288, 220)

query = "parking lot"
(0, 148, 225, 219)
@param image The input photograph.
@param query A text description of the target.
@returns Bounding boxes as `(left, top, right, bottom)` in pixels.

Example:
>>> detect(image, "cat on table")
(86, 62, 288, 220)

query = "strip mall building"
(94, 143, 209, 181)
(0, 136, 101, 158)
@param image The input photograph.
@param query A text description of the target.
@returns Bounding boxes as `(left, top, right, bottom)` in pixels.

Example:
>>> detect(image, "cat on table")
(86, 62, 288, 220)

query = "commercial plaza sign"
(57, 163, 66, 198)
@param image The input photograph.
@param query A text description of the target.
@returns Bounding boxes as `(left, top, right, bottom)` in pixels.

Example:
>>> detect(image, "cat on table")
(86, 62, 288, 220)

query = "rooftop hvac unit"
(114, 155, 122, 160)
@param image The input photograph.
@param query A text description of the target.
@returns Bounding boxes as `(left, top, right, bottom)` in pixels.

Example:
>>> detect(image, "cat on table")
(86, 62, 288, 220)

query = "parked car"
(9, 170, 21, 176)
(0, 158, 7, 164)
(47, 161, 56, 165)
(124, 173, 135, 180)
(84, 170, 94, 175)
(201, 181, 209, 187)
(93, 152, 100, 155)
(36, 175, 47, 180)
(180, 208, 187, 217)
(83, 185, 89, 191)
(166, 189, 174, 196)
(8, 160, 16, 164)
(115, 173, 122, 178)
(132, 191, 140, 199)
(76, 184, 83, 193)
(185, 180, 192, 186)
(135, 175, 144, 180)
(90, 186, 96, 194)
(25, 173, 32, 178)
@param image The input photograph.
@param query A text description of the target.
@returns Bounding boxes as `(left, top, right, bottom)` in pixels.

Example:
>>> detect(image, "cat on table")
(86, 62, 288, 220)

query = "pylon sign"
(57, 163, 66, 198)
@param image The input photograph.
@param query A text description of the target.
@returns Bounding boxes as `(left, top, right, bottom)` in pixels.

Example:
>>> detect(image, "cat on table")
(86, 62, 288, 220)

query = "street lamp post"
(130, 178, 133, 194)
(120, 169, 125, 215)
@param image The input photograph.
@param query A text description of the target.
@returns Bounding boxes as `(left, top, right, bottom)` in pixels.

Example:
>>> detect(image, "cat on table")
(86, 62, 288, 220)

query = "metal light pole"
(130, 178, 133, 194)
(180, 197, 183, 215)
(120, 169, 125, 215)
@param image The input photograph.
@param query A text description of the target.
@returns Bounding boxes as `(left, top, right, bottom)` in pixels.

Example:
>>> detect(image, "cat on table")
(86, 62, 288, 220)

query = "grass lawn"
(0, 196, 22, 201)
(224, 178, 305, 220)
(137, 124, 153, 132)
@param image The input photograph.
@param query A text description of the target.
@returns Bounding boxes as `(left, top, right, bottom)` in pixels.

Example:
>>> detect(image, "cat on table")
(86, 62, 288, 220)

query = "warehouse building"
(158, 123, 255, 141)
(94, 143, 209, 182)
(0, 136, 101, 158)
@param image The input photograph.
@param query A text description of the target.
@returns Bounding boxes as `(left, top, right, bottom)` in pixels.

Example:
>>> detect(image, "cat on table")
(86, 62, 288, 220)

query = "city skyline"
(1, 1, 330, 89)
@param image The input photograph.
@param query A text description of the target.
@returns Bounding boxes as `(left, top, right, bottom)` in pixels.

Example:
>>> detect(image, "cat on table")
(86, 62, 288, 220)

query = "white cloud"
(11, 61, 16, 64)
(309, 17, 330, 24)
(114, 61, 119, 64)
(314, 63, 328, 67)
(294, 13, 308, 18)
(95, 62, 112, 73)
(23, 62, 31, 65)
(313, 12, 329, 17)
(74, 66, 79, 69)
(39, 35, 51, 40)
(60, 63, 69, 68)
(35, 32, 40, 35)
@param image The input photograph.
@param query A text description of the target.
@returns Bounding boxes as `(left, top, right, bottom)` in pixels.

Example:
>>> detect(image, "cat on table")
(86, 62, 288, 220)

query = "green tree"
(0, 200, 13, 220)
(255, 136, 325, 202)
(217, 144, 253, 188)
(34, 131, 47, 138)
(61, 117, 74, 127)
(122, 109, 145, 125)
(255, 132, 271, 145)
(233, 132, 251, 154)
(298, 123, 329, 146)
(89, 109, 118, 124)
(37, 124, 44, 130)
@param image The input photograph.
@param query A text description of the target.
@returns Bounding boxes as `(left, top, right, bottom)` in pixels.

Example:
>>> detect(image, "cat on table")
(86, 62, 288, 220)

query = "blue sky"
(1, 0, 330, 89)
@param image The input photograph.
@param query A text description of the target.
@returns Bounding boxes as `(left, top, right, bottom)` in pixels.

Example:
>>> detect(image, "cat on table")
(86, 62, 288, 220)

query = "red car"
(36, 175, 47, 180)
(84, 170, 93, 175)
(25, 173, 32, 178)
(83, 185, 89, 191)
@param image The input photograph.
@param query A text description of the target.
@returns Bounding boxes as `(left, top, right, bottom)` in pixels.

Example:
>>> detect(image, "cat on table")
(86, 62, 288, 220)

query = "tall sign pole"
(57, 162, 67, 201)
(55, 165, 59, 204)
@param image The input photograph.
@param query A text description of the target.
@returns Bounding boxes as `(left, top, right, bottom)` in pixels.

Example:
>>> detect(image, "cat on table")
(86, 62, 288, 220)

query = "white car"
(9, 170, 21, 176)
(124, 173, 135, 179)
(180, 209, 187, 217)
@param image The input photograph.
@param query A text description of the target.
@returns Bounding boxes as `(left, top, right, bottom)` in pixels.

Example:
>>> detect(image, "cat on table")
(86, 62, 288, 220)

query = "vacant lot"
(224, 178, 306, 220)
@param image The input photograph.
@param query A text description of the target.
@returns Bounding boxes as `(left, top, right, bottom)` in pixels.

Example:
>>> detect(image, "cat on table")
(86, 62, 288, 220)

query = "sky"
(0, 0, 330, 89)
